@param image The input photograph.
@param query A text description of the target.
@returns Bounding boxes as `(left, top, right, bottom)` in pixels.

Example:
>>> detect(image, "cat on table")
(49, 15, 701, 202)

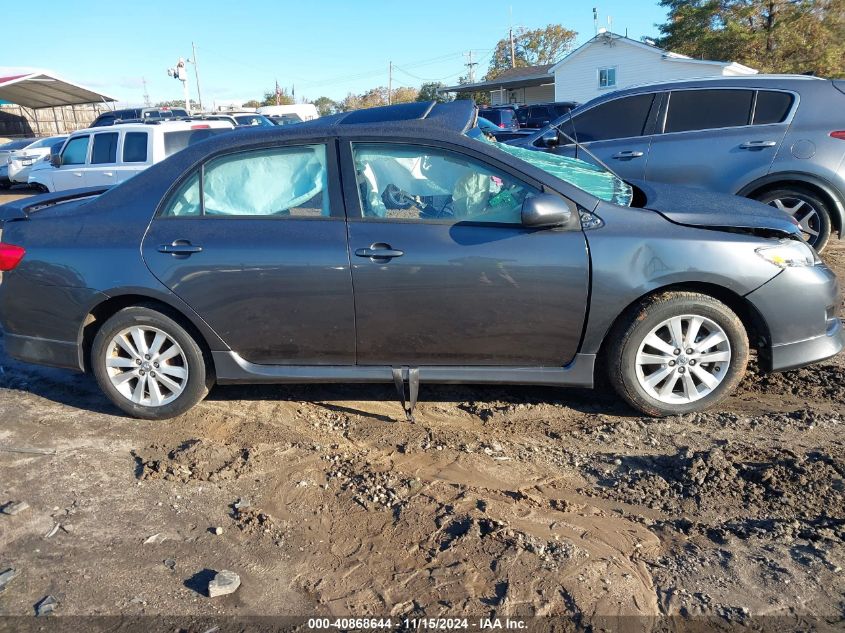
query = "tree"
(155, 99, 186, 108)
(655, 0, 845, 77)
(260, 86, 295, 107)
(416, 82, 453, 103)
(454, 75, 490, 106)
(487, 24, 577, 79)
(391, 86, 419, 104)
(312, 96, 339, 117)
(242, 100, 261, 109)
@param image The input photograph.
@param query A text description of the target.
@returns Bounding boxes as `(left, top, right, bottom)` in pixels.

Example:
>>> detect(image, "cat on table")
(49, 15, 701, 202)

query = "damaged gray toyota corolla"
(0, 100, 842, 420)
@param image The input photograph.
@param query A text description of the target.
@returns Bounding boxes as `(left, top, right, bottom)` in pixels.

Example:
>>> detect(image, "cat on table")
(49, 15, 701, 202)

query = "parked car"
(0, 100, 840, 421)
(196, 112, 274, 128)
(90, 107, 190, 128)
(0, 138, 37, 188)
(29, 120, 234, 192)
(257, 104, 319, 123)
(510, 75, 845, 251)
(515, 102, 579, 129)
(476, 117, 532, 142)
(7, 136, 68, 184)
(478, 106, 519, 131)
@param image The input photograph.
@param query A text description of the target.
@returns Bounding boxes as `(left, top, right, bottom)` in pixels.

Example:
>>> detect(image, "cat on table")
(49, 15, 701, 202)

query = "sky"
(3, 0, 669, 109)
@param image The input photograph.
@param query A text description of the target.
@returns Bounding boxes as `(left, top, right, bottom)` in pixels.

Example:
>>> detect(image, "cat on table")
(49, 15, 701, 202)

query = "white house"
(550, 31, 757, 104)
(439, 31, 757, 106)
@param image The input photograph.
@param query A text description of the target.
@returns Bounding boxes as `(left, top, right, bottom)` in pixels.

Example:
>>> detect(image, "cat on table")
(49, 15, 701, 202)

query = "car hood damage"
(633, 180, 801, 238)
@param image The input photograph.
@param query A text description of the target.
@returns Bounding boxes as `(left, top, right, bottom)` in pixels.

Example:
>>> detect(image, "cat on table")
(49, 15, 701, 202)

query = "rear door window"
(567, 93, 656, 142)
(61, 135, 90, 165)
(753, 91, 794, 125)
(91, 132, 118, 164)
(665, 89, 753, 133)
(123, 132, 149, 163)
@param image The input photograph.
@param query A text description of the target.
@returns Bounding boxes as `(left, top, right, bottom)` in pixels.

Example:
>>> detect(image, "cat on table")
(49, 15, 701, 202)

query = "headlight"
(755, 239, 819, 268)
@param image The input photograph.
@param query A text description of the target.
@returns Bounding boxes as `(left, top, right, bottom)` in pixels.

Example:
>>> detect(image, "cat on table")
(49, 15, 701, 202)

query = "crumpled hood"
(632, 180, 801, 237)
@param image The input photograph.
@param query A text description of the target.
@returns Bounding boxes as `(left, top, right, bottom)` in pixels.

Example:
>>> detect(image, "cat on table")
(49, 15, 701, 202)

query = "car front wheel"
(607, 292, 749, 417)
(91, 306, 210, 420)
(753, 187, 832, 252)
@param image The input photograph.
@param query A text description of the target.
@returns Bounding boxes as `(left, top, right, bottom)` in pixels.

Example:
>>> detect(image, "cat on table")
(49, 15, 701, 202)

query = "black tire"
(607, 292, 749, 417)
(91, 306, 210, 420)
(752, 187, 832, 252)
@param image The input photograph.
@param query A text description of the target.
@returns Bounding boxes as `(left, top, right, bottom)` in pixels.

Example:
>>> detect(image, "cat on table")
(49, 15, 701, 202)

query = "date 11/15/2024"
(307, 618, 527, 630)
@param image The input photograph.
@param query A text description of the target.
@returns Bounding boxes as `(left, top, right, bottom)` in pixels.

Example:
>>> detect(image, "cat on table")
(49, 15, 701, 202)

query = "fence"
(0, 103, 110, 139)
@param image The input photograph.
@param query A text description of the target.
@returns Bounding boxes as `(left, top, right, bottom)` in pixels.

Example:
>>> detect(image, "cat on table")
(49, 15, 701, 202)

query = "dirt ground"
(0, 186, 844, 630)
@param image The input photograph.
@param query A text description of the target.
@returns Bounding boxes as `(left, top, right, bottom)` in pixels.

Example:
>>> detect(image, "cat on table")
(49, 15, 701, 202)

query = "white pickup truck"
(29, 120, 234, 192)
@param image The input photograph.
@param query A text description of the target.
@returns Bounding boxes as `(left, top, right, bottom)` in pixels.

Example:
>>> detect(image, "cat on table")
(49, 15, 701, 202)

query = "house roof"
(0, 68, 116, 108)
(439, 64, 556, 93)
(548, 32, 757, 75)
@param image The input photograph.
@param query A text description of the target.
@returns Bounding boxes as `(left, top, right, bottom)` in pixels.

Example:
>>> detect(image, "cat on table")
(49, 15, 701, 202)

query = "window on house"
(598, 67, 616, 89)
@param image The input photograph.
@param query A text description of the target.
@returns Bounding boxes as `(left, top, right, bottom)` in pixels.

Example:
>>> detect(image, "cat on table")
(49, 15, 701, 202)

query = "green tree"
(416, 82, 453, 103)
(655, 0, 845, 77)
(242, 100, 261, 109)
(312, 96, 339, 117)
(487, 24, 578, 79)
(454, 75, 490, 106)
(260, 87, 295, 107)
(154, 99, 186, 108)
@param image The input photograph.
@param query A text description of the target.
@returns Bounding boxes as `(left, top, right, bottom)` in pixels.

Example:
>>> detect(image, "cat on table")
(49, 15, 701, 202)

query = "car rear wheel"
(753, 187, 832, 252)
(92, 306, 210, 420)
(607, 292, 749, 417)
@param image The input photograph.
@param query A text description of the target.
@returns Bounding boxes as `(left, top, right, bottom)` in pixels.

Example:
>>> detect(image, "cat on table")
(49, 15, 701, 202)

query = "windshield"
(470, 133, 632, 207)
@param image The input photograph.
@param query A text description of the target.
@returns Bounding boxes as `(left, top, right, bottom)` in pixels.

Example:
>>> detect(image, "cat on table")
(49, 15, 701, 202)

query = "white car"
(30, 120, 235, 193)
(0, 138, 37, 188)
(8, 136, 68, 185)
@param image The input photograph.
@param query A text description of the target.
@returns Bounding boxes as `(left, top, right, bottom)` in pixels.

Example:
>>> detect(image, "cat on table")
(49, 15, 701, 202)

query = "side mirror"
(521, 193, 575, 228)
(540, 130, 559, 148)
(50, 154, 62, 167)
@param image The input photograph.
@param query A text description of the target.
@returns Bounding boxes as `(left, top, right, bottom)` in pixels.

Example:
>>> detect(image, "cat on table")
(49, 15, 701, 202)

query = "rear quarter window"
(753, 91, 794, 125)
(123, 132, 149, 163)
(163, 129, 231, 157)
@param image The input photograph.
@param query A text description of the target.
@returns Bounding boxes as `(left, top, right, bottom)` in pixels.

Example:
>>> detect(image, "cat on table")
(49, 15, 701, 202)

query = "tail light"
(0, 243, 26, 271)
(830, 131, 845, 140)
(498, 123, 505, 128)
(191, 124, 211, 129)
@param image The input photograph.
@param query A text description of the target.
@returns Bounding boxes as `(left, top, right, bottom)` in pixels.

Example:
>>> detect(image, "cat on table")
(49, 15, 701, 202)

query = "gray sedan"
(0, 100, 841, 420)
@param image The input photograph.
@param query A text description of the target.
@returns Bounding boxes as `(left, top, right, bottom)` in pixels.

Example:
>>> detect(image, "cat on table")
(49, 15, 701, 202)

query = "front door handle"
(611, 150, 644, 159)
(739, 140, 777, 149)
(355, 243, 404, 260)
(158, 240, 203, 257)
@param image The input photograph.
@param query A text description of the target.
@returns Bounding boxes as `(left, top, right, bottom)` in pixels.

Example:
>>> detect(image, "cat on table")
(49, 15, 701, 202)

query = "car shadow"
(0, 330, 635, 420)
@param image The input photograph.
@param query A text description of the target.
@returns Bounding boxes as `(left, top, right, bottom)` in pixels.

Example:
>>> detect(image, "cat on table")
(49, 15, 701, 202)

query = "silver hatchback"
(514, 75, 845, 251)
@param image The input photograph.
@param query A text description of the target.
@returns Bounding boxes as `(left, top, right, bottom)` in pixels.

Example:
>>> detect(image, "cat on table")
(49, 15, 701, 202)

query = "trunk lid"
(0, 187, 109, 224)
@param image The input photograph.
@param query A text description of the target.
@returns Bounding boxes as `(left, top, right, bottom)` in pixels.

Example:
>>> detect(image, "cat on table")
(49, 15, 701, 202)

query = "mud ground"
(0, 187, 844, 629)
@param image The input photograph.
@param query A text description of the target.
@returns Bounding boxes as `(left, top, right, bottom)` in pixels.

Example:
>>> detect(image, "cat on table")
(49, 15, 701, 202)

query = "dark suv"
(90, 107, 190, 128)
(516, 102, 579, 129)
(512, 76, 845, 250)
(478, 106, 519, 131)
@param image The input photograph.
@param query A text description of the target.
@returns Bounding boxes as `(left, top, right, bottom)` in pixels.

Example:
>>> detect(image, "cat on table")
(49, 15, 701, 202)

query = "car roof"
(577, 74, 829, 110)
(69, 120, 234, 135)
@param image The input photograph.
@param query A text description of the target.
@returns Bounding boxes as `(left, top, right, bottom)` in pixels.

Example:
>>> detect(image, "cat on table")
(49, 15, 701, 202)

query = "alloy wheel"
(635, 314, 732, 405)
(768, 196, 821, 243)
(104, 326, 189, 407)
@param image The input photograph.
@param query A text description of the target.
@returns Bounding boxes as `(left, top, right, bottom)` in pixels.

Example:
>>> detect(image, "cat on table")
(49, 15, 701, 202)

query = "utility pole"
(188, 42, 203, 112)
(141, 77, 151, 107)
(388, 61, 393, 105)
(464, 51, 478, 83)
(509, 27, 516, 68)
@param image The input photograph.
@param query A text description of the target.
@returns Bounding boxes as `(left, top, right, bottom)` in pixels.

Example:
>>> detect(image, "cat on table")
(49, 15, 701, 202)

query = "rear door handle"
(102, 172, 114, 177)
(611, 150, 644, 159)
(739, 140, 777, 149)
(158, 240, 203, 256)
(355, 243, 404, 260)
